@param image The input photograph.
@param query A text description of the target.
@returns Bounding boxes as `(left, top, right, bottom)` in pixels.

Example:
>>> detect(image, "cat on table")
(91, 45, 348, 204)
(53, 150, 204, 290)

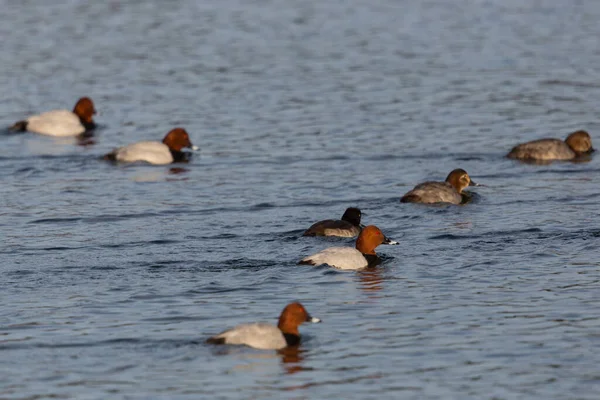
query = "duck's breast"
(26, 110, 85, 137)
(114, 141, 174, 165)
(402, 182, 462, 204)
(300, 247, 368, 270)
(507, 139, 575, 160)
(211, 323, 287, 350)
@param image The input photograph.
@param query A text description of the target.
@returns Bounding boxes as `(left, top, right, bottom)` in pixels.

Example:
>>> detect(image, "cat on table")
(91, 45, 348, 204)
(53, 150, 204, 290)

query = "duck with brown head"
(507, 130, 594, 161)
(104, 128, 198, 165)
(400, 168, 478, 205)
(206, 302, 321, 350)
(9, 97, 97, 137)
(302, 207, 362, 237)
(299, 225, 398, 270)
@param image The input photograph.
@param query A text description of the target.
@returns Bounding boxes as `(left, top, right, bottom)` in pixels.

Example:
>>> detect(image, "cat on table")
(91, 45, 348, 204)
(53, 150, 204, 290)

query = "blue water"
(1, 1, 600, 399)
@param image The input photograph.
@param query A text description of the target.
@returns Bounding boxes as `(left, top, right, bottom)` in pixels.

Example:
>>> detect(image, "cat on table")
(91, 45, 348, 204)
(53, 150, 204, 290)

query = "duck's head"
(565, 130, 594, 154)
(73, 97, 96, 125)
(445, 168, 477, 193)
(278, 302, 321, 336)
(355, 225, 398, 255)
(341, 207, 361, 227)
(162, 128, 198, 152)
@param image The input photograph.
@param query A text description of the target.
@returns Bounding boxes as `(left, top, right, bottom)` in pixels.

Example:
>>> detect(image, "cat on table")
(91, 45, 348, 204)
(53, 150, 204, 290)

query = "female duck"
(206, 302, 321, 350)
(10, 97, 97, 137)
(302, 207, 362, 237)
(400, 168, 477, 205)
(507, 130, 594, 161)
(299, 225, 397, 270)
(104, 128, 198, 165)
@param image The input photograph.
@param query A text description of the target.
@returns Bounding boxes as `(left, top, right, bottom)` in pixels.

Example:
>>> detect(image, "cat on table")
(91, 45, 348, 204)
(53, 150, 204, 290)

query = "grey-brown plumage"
(401, 181, 462, 204)
(507, 130, 594, 161)
(302, 207, 362, 237)
(400, 169, 476, 205)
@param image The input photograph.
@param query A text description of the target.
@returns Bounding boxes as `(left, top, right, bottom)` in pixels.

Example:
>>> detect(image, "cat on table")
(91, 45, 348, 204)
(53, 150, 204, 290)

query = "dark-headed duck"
(206, 302, 321, 350)
(104, 128, 198, 165)
(10, 97, 97, 137)
(299, 225, 398, 270)
(302, 207, 362, 237)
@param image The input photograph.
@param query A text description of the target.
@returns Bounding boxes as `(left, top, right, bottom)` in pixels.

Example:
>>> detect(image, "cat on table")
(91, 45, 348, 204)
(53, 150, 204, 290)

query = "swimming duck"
(9, 97, 97, 137)
(302, 207, 362, 237)
(104, 128, 198, 165)
(299, 225, 397, 270)
(400, 169, 477, 205)
(507, 130, 594, 161)
(206, 302, 321, 350)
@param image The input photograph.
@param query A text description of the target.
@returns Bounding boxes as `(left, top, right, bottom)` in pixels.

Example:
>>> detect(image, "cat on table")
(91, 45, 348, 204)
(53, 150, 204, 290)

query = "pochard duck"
(10, 97, 97, 137)
(299, 225, 398, 270)
(104, 128, 198, 165)
(400, 168, 478, 205)
(507, 130, 594, 161)
(206, 302, 321, 350)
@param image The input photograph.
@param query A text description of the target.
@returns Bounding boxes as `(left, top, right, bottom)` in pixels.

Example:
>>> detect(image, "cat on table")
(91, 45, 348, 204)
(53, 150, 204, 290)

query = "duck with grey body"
(507, 130, 594, 161)
(400, 169, 478, 205)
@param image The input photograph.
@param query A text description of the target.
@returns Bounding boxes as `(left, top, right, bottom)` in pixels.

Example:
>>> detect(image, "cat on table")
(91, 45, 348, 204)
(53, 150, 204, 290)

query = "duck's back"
(27, 110, 84, 137)
(507, 139, 575, 160)
(401, 181, 462, 204)
(208, 323, 287, 350)
(299, 247, 367, 270)
(112, 141, 174, 165)
(302, 220, 360, 237)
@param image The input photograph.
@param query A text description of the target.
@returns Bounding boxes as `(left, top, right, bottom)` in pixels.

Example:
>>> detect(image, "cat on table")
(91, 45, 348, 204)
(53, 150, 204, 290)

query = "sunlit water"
(1, 1, 600, 399)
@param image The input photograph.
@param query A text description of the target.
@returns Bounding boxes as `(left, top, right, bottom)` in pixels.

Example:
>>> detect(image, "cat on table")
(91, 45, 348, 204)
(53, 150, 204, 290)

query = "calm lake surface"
(1, 1, 600, 399)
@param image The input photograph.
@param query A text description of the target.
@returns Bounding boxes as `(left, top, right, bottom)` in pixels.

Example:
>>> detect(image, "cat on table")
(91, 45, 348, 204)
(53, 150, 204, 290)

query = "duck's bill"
(383, 236, 399, 245)
(589, 148, 596, 153)
(306, 315, 321, 323)
(189, 145, 199, 151)
(469, 180, 480, 187)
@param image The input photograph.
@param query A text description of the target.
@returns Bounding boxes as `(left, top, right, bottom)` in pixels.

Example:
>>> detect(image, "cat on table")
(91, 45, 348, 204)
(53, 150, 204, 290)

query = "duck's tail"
(9, 121, 27, 132)
(400, 194, 421, 203)
(297, 258, 317, 266)
(205, 337, 226, 345)
(103, 151, 117, 161)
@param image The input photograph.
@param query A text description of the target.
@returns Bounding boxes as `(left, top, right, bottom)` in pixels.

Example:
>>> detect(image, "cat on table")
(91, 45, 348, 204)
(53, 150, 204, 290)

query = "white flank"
(27, 110, 85, 137)
(301, 247, 368, 270)
(113, 141, 174, 165)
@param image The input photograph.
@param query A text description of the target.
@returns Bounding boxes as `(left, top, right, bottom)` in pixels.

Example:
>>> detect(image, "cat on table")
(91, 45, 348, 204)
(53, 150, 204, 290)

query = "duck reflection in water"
(278, 347, 307, 375)
(357, 267, 384, 295)
(168, 167, 189, 175)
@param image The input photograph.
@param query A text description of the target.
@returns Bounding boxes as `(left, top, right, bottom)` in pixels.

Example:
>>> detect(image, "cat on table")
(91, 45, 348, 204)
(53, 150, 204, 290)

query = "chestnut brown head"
(162, 128, 195, 152)
(72, 97, 96, 125)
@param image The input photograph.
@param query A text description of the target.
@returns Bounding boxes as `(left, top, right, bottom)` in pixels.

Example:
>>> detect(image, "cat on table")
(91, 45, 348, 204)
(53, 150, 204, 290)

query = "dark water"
(1, 1, 600, 399)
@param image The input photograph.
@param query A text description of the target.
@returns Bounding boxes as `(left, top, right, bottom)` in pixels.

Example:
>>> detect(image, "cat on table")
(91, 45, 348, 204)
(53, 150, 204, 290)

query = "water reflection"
(278, 347, 307, 375)
(130, 167, 189, 182)
(357, 268, 384, 295)
(76, 135, 96, 147)
(168, 167, 189, 175)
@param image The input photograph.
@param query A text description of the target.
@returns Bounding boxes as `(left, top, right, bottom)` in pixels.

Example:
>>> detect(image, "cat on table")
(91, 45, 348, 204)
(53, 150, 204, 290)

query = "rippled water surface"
(1, 1, 600, 399)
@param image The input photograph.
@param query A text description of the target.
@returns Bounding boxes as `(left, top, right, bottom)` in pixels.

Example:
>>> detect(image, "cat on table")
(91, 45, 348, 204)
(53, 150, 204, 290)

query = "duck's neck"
(170, 150, 190, 163)
(282, 333, 301, 346)
(363, 254, 381, 267)
(79, 118, 96, 131)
